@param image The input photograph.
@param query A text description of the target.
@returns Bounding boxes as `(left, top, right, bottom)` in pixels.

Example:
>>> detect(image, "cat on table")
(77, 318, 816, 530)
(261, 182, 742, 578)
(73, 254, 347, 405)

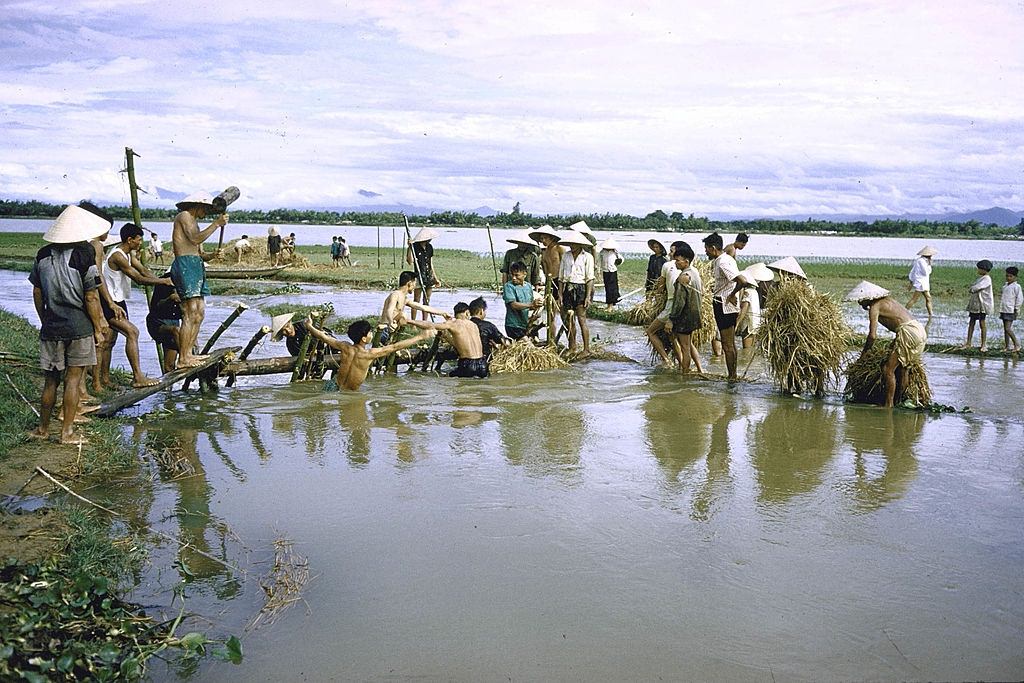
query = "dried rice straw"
(248, 536, 312, 630)
(490, 338, 569, 374)
(626, 276, 667, 325)
(844, 341, 932, 406)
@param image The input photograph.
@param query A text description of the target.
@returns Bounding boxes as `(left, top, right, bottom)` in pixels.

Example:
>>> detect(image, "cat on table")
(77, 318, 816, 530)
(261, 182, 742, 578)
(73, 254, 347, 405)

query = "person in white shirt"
(557, 231, 595, 353)
(965, 259, 994, 352)
(149, 232, 164, 265)
(598, 239, 622, 309)
(999, 266, 1022, 354)
(233, 234, 252, 263)
(702, 232, 748, 380)
(907, 246, 936, 318)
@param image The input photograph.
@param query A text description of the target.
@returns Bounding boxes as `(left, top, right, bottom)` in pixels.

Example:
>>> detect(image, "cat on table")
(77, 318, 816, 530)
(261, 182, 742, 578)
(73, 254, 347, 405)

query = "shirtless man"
(304, 318, 435, 391)
(378, 271, 450, 344)
(170, 192, 226, 367)
(97, 223, 171, 388)
(405, 302, 488, 378)
(849, 280, 927, 408)
(724, 232, 749, 258)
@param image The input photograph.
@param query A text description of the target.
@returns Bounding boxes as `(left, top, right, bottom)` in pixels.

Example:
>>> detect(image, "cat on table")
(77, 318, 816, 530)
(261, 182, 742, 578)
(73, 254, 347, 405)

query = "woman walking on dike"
(907, 245, 936, 318)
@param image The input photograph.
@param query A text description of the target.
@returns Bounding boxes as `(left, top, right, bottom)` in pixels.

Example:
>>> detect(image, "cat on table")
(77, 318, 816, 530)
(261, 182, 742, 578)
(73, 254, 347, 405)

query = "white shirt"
(1000, 281, 1023, 314)
(736, 285, 761, 334)
(559, 250, 595, 284)
(150, 235, 162, 253)
(712, 253, 741, 314)
(102, 246, 132, 302)
(908, 256, 931, 292)
(660, 260, 680, 312)
(968, 274, 994, 314)
(599, 249, 620, 273)
(235, 238, 251, 250)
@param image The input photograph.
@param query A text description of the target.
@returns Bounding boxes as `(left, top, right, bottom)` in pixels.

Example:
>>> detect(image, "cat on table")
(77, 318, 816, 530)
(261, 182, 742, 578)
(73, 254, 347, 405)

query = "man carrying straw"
(847, 281, 927, 408)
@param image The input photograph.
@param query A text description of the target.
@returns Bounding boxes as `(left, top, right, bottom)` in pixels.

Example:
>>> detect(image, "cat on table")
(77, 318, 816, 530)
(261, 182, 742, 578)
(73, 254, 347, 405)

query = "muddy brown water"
(1, 270, 1022, 681)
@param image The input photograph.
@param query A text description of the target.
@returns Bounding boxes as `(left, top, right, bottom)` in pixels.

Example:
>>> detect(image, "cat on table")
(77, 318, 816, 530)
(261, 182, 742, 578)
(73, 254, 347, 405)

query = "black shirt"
(646, 254, 667, 291)
(471, 317, 507, 358)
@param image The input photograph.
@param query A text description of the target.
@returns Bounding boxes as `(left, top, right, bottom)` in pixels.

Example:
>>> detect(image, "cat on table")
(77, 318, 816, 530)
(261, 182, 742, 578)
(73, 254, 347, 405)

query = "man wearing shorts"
(557, 231, 595, 354)
(703, 232, 748, 380)
(146, 272, 183, 373)
(28, 203, 111, 444)
(171, 192, 226, 367)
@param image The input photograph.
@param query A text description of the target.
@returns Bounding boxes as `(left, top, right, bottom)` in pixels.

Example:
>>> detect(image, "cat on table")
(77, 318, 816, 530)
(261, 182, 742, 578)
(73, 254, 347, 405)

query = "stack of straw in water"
(756, 278, 850, 396)
(627, 276, 667, 325)
(690, 258, 716, 350)
(844, 341, 932, 406)
(490, 338, 569, 374)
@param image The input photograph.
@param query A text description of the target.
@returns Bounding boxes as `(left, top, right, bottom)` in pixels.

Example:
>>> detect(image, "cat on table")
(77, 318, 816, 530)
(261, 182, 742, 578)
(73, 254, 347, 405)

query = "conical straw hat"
(506, 230, 537, 246)
(845, 280, 890, 302)
(738, 262, 774, 283)
(411, 227, 439, 243)
(568, 220, 593, 234)
(599, 238, 619, 251)
(917, 245, 938, 257)
(528, 224, 560, 242)
(557, 231, 590, 247)
(647, 238, 666, 253)
(175, 191, 216, 211)
(767, 256, 807, 280)
(271, 313, 295, 340)
(42, 205, 113, 244)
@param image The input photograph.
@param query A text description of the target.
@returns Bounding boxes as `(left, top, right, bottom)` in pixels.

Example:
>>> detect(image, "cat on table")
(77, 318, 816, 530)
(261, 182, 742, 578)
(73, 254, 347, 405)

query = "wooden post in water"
(124, 147, 163, 369)
(392, 226, 396, 267)
(486, 222, 499, 293)
(184, 303, 248, 389)
(225, 325, 270, 387)
(290, 334, 314, 382)
(545, 279, 555, 348)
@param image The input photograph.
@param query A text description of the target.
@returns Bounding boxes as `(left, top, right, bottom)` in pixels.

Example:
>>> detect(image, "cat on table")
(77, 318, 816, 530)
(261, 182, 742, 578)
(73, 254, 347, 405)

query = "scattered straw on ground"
(490, 339, 569, 373)
(757, 278, 849, 396)
(248, 536, 312, 631)
(844, 341, 932, 406)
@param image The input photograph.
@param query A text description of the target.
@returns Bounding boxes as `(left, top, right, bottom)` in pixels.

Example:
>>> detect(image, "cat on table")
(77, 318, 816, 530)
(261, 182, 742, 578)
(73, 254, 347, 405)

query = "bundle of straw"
(213, 239, 311, 268)
(690, 259, 716, 350)
(756, 278, 849, 396)
(844, 341, 931, 406)
(627, 276, 667, 325)
(490, 338, 569, 373)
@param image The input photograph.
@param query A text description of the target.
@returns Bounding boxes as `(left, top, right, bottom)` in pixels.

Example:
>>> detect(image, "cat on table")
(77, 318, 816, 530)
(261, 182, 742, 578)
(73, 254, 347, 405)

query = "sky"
(1, 0, 1023, 217)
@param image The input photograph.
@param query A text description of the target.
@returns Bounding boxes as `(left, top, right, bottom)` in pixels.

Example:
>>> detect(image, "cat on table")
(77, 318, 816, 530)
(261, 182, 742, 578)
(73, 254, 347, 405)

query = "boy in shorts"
(965, 259, 994, 352)
(999, 266, 1022, 354)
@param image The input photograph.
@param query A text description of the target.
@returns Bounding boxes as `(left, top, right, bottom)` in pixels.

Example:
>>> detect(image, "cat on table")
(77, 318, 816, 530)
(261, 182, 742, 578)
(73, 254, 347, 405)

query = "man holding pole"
(171, 192, 225, 367)
(405, 227, 440, 320)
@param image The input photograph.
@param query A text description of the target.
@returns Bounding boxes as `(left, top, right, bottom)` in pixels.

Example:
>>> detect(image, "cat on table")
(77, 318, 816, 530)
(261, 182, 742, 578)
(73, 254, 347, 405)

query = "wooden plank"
(94, 347, 239, 417)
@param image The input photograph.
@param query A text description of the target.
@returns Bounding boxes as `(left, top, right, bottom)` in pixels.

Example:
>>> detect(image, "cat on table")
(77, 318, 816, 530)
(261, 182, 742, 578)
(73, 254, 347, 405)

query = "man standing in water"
(558, 231, 595, 354)
(848, 281, 927, 408)
(171, 192, 226, 367)
(703, 232, 748, 380)
(303, 318, 436, 391)
(406, 302, 489, 377)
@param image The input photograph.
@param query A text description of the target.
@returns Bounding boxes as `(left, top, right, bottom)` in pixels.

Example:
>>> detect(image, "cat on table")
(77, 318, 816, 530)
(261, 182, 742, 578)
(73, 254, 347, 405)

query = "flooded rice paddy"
(1, 270, 1022, 681)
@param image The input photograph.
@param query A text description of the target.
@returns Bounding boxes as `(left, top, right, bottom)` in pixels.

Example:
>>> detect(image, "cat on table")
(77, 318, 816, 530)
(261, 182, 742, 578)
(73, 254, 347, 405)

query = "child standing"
(999, 266, 1022, 354)
(965, 259, 994, 352)
(330, 236, 341, 268)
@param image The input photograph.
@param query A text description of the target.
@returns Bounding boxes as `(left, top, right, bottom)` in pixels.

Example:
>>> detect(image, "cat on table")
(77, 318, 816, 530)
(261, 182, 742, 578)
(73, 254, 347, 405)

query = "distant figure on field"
(171, 192, 227, 367)
(848, 281, 927, 408)
(406, 302, 488, 378)
(599, 239, 622, 309)
(964, 259, 994, 352)
(340, 237, 352, 266)
(501, 231, 542, 289)
(907, 245, 936, 318)
(330, 236, 341, 268)
(406, 228, 441, 320)
(283, 232, 296, 258)
(233, 234, 251, 264)
(304, 318, 435, 391)
(645, 239, 668, 292)
(28, 203, 111, 444)
(149, 231, 164, 264)
(999, 266, 1022, 354)
(267, 226, 282, 267)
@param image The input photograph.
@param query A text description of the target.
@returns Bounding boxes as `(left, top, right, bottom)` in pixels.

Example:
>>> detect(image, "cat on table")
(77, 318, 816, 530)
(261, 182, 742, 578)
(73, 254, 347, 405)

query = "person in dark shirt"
(271, 313, 335, 356)
(468, 297, 508, 359)
(406, 228, 440, 320)
(646, 239, 668, 291)
(146, 272, 183, 372)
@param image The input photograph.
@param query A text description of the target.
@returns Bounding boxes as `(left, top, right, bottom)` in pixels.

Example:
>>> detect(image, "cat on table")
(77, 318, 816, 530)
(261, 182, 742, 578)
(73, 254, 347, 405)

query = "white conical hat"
(599, 238, 619, 251)
(528, 224, 560, 242)
(767, 256, 807, 280)
(268, 225, 280, 236)
(175, 191, 216, 211)
(506, 230, 537, 246)
(917, 245, 938, 257)
(271, 313, 295, 340)
(42, 205, 113, 244)
(557, 231, 591, 247)
(738, 262, 774, 283)
(411, 227, 439, 243)
(845, 280, 890, 302)
(568, 220, 592, 234)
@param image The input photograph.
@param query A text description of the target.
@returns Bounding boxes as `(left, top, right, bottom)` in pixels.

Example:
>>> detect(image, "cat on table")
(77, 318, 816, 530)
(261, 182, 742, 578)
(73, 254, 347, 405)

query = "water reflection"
(337, 395, 373, 466)
(841, 407, 923, 512)
(500, 399, 584, 480)
(749, 401, 839, 505)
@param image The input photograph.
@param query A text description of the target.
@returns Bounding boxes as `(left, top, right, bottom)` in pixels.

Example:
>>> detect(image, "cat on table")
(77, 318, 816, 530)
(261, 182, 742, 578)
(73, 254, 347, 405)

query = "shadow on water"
(838, 406, 924, 513)
(749, 401, 840, 506)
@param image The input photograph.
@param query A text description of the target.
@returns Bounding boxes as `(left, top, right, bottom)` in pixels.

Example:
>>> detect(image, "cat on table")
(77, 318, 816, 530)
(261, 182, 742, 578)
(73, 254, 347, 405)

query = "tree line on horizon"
(1, 198, 1020, 238)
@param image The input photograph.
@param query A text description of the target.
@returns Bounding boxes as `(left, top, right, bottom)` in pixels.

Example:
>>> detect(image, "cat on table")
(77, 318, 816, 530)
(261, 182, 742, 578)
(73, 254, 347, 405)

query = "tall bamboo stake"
(124, 147, 162, 369)
(226, 325, 270, 387)
(392, 226, 396, 267)
(486, 222, 499, 292)
(545, 279, 555, 348)
(376, 225, 381, 269)
(290, 333, 314, 382)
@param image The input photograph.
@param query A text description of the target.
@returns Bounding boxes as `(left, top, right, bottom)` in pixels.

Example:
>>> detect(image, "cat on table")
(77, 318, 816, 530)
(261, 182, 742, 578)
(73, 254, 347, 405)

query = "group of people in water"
(25, 195, 1024, 442)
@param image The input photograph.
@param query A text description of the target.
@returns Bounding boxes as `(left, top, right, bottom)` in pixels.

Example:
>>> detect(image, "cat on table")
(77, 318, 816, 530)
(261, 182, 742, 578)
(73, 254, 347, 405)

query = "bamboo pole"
(392, 226, 396, 267)
(290, 333, 314, 382)
(545, 279, 554, 348)
(124, 147, 163, 369)
(486, 222, 499, 293)
(225, 325, 270, 387)
(376, 225, 381, 269)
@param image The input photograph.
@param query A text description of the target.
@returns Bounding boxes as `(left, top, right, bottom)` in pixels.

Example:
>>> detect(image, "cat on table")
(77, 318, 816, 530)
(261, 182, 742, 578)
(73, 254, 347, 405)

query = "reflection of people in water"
(750, 401, 839, 505)
(843, 407, 923, 512)
(499, 400, 584, 479)
(337, 395, 373, 465)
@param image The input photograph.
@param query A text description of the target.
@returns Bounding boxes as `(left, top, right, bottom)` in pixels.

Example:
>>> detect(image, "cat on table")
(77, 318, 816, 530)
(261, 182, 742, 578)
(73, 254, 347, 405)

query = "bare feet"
(178, 355, 209, 368)
(60, 430, 88, 445)
(26, 429, 48, 440)
(132, 376, 161, 388)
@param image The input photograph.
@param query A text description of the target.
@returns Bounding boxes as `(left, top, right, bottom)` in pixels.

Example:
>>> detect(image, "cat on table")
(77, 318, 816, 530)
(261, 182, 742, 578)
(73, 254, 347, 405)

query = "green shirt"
(501, 246, 541, 287)
(503, 282, 534, 330)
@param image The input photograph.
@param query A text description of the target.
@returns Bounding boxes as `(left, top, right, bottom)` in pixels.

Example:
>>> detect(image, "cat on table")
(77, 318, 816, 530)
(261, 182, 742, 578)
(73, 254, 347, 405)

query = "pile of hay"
(213, 237, 310, 268)
(627, 276, 667, 325)
(844, 341, 932, 406)
(490, 338, 569, 374)
(756, 278, 849, 396)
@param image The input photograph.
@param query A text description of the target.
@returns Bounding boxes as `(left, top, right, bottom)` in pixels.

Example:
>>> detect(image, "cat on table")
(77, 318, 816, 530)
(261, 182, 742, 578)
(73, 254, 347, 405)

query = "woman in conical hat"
(767, 256, 806, 280)
(406, 227, 441, 319)
(907, 246, 936, 318)
(598, 239, 623, 309)
(735, 263, 774, 348)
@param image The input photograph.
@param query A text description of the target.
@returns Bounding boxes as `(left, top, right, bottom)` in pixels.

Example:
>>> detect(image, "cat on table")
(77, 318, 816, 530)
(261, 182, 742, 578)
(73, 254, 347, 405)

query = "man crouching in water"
(405, 302, 488, 378)
(303, 318, 435, 391)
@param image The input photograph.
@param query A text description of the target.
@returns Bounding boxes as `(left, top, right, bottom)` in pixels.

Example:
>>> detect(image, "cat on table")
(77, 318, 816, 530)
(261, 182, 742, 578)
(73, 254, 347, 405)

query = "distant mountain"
(746, 207, 1024, 227)
(472, 205, 498, 217)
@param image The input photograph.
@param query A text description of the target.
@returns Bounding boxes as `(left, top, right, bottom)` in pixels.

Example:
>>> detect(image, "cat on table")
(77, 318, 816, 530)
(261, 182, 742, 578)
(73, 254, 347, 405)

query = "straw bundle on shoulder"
(490, 338, 569, 374)
(627, 276, 667, 325)
(844, 341, 931, 406)
(757, 278, 849, 396)
(690, 259, 716, 350)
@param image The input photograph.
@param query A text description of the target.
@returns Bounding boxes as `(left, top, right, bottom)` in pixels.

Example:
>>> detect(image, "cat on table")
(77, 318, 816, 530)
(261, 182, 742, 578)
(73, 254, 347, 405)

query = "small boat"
(206, 265, 289, 279)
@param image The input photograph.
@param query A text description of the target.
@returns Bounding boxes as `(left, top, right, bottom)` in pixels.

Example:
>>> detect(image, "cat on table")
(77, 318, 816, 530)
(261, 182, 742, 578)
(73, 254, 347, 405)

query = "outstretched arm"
(861, 303, 880, 354)
(112, 252, 171, 287)
(367, 329, 436, 359)
(304, 320, 348, 351)
(405, 300, 450, 317)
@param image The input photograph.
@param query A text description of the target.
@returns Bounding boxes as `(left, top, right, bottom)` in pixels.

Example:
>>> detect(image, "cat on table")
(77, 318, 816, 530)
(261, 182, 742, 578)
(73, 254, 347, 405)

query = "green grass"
(0, 309, 43, 459)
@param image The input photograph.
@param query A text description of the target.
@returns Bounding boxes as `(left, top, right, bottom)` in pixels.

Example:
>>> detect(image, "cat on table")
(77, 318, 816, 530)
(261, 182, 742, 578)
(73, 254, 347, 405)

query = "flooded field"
(1, 270, 1022, 681)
